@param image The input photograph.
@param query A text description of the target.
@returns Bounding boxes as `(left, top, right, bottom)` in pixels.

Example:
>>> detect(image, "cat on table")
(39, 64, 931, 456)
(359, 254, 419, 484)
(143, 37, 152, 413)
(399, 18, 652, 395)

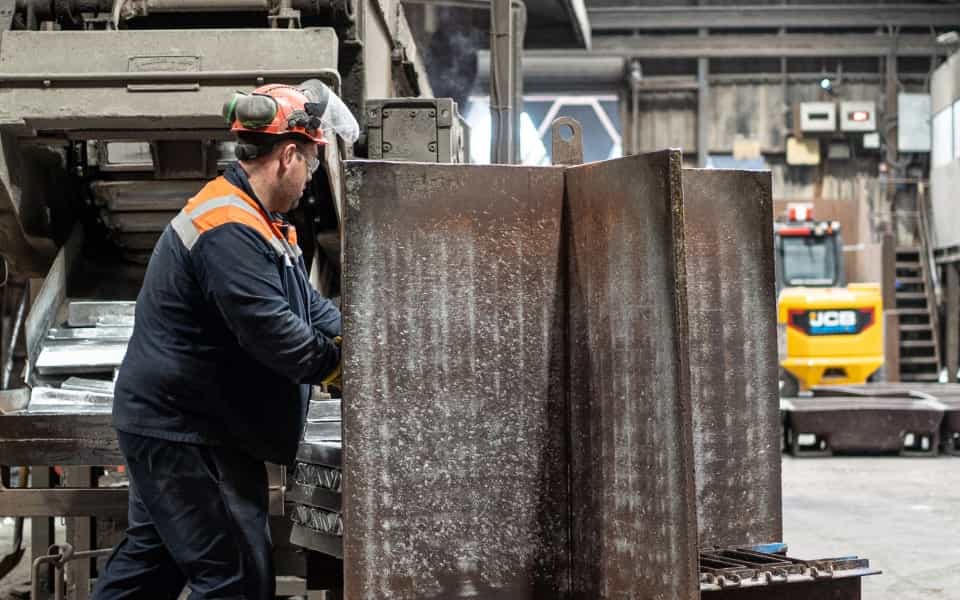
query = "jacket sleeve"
(308, 287, 342, 338)
(192, 224, 340, 384)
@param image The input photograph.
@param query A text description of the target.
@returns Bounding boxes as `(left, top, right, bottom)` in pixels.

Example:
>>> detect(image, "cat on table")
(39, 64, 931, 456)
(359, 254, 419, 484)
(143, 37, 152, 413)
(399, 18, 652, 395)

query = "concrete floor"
(1, 458, 957, 598)
(783, 456, 960, 600)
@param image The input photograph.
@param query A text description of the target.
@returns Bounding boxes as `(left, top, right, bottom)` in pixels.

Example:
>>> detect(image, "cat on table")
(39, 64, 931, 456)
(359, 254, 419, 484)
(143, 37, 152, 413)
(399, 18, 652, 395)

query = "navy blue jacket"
(113, 163, 341, 465)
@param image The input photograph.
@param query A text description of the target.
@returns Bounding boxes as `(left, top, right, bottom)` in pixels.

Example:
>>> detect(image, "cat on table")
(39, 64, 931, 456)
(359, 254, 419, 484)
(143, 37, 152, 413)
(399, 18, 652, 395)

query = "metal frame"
(32, 543, 116, 600)
(699, 548, 878, 596)
(0, 429, 288, 599)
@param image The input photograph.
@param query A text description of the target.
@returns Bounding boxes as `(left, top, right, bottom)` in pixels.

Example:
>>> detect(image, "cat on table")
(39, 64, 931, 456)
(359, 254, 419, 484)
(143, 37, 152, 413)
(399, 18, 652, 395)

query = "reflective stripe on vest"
(171, 179, 302, 261)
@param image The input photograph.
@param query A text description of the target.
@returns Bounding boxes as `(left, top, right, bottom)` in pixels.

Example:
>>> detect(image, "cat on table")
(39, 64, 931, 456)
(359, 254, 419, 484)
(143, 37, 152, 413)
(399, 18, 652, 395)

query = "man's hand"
(319, 336, 342, 396)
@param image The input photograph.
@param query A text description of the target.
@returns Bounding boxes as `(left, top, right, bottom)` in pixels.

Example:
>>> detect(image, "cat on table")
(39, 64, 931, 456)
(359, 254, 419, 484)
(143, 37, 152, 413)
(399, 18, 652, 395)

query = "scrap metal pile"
(280, 151, 878, 598)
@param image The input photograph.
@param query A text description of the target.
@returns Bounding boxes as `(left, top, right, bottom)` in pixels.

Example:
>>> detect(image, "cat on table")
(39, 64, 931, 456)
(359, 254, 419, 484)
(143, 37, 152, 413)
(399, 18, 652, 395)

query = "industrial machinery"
(0, 1, 451, 597)
(776, 204, 884, 396)
(0, 4, 878, 599)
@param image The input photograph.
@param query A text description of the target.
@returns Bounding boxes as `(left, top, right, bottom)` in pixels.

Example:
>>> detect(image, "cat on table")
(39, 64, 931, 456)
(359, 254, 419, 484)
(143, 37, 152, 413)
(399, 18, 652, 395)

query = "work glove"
(319, 336, 342, 397)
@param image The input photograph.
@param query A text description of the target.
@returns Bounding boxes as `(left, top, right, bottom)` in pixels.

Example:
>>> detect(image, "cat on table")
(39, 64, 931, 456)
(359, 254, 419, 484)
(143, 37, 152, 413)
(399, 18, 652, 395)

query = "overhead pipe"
(402, 0, 526, 164)
(489, 0, 513, 163)
(510, 2, 525, 164)
(627, 59, 641, 156)
(477, 51, 626, 91)
(111, 0, 271, 24)
(146, 0, 270, 8)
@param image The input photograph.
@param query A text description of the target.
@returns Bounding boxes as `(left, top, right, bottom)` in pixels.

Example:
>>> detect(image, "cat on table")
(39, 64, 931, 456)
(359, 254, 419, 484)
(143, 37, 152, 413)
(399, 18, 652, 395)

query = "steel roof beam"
(590, 33, 946, 58)
(589, 4, 960, 31)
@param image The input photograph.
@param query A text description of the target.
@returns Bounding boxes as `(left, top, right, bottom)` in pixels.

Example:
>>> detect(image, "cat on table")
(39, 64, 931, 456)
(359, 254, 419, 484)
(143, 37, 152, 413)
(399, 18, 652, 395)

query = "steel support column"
(489, 0, 514, 163)
(627, 60, 641, 155)
(882, 232, 900, 382)
(947, 263, 959, 382)
(696, 26, 709, 168)
(510, 1, 526, 163)
(31, 466, 54, 600)
(885, 45, 899, 235)
(63, 467, 95, 600)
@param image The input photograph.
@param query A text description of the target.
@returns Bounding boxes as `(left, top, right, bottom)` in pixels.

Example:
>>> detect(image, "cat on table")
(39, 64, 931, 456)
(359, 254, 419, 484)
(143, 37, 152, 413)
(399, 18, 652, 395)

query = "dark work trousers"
(91, 431, 274, 600)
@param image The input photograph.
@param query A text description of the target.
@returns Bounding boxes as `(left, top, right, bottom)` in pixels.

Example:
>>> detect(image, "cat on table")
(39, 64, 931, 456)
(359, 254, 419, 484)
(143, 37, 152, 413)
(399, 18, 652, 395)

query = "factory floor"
(783, 456, 960, 600)
(1, 457, 957, 599)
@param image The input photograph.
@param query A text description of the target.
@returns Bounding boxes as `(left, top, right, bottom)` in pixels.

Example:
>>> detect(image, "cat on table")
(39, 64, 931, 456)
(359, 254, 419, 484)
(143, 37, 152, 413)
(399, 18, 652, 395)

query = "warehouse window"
(932, 107, 952, 168)
(954, 100, 960, 161)
(465, 95, 622, 165)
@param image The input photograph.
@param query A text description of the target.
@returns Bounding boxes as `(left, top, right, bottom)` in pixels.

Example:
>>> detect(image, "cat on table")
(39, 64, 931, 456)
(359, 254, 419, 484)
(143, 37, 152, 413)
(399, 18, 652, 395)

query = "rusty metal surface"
(784, 396, 944, 456)
(565, 150, 699, 599)
(681, 169, 781, 548)
(342, 161, 568, 598)
(550, 117, 584, 166)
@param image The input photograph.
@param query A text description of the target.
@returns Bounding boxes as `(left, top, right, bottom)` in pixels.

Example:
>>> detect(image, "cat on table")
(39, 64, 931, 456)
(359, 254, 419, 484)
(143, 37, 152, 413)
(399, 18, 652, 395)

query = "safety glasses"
(296, 148, 321, 173)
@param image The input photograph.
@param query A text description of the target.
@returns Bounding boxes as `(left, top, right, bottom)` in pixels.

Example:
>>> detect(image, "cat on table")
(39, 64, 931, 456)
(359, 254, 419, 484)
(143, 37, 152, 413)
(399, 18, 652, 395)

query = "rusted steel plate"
(565, 150, 699, 599)
(681, 169, 782, 548)
(342, 162, 569, 598)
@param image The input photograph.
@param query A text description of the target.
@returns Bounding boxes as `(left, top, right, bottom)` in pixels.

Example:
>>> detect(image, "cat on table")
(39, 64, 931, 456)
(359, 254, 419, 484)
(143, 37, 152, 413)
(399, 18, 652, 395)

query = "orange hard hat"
(223, 83, 327, 145)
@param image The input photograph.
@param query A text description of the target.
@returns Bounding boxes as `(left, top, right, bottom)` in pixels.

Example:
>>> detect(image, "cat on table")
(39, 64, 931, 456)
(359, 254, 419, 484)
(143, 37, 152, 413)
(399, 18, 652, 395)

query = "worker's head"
(223, 83, 326, 212)
(231, 131, 320, 213)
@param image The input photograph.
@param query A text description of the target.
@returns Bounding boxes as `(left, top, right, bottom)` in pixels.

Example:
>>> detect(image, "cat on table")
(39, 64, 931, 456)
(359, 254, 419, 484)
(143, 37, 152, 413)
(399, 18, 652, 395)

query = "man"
(93, 83, 342, 600)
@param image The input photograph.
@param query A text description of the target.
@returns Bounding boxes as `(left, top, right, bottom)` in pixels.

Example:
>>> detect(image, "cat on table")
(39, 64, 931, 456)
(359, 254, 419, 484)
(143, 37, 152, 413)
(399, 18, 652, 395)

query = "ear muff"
(222, 92, 245, 124)
(227, 93, 279, 129)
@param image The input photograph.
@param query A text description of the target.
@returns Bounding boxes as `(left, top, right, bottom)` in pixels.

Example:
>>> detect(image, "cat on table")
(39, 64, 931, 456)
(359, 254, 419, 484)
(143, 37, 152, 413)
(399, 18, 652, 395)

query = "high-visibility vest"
(170, 176, 301, 264)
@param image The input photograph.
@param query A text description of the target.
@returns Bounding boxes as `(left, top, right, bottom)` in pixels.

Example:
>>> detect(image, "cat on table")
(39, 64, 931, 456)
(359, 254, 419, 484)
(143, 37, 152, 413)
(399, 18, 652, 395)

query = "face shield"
(299, 79, 361, 145)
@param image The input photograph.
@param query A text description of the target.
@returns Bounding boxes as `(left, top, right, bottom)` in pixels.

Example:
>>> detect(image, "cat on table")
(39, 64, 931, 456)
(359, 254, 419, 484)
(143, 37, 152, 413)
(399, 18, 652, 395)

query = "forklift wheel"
(779, 371, 799, 398)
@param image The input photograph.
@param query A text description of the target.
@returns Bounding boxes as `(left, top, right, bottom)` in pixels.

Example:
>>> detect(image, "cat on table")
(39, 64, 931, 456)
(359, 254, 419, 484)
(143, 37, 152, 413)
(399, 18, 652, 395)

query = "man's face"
(278, 141, 320, 212)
